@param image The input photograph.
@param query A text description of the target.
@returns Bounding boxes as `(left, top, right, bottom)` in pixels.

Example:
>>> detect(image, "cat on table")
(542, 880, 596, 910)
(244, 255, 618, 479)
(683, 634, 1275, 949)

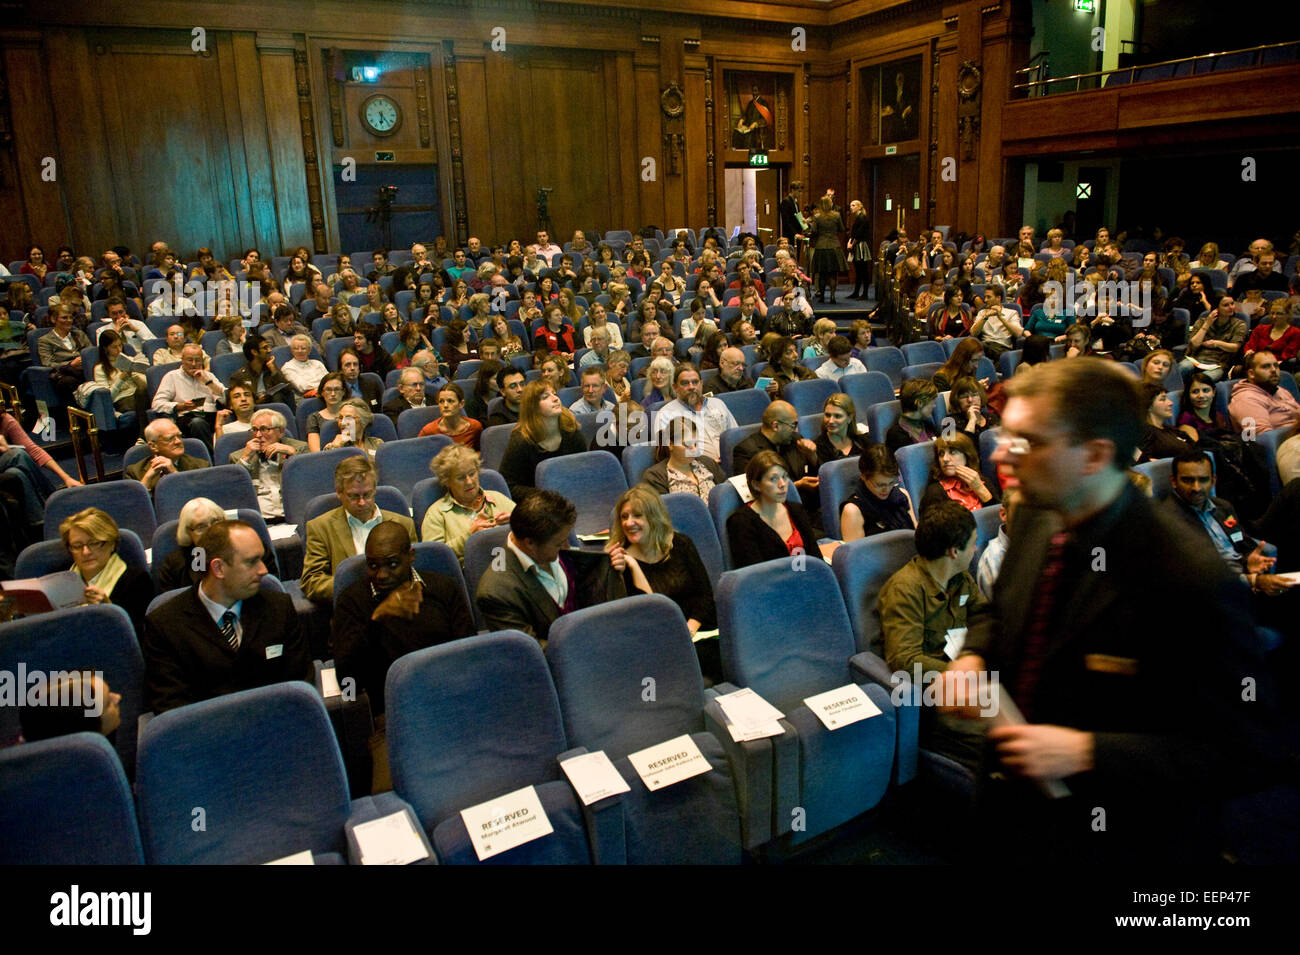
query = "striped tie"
(220, 611, 238, 650)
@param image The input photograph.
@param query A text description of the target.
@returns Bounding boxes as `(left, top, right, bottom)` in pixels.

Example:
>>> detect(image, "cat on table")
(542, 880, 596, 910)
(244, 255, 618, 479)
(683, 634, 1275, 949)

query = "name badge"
(1229, 531, 1244, 542)
(265, 644, 283, 660)
(959, 593, 969, 606)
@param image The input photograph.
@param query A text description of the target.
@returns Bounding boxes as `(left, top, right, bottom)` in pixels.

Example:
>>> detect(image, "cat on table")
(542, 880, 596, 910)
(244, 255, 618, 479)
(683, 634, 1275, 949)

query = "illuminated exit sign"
(1074, 0, 1095, 11)
(749, 150, 769, 168)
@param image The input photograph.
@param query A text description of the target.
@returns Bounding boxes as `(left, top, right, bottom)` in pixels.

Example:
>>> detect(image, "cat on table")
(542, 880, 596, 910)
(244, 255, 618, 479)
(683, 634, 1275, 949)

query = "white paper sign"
(268, 523, 299, 540)
(319, 667, 341, 699)
(715, 687, 785, 742)
(352, 811, 431, 865)
(626, 734, 713, 790)
(459, 785, 554, 861)
(263, 849, 314, 865)
(559, 751, 631, 806)
(944, 627, 968, 660)
(803, 684, 882, 730)
(726, 474, 754, 504)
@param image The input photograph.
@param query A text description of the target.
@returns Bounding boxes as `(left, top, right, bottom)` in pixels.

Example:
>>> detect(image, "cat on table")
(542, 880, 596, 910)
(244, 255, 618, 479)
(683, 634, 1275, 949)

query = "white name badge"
(1230, 531, 1244, 542)
(459, 785, 554, 862)
(715, 687, 786, 742)
(265, 644, 283, 660)
(945, 627, 968, 661)
(352, 810, 430, 865)
(959, 593, 969, 606)
(626, 734, 713, 790)
(263, 849, 314, 865)
(559, 751, 631, 806)
(803, 684, 883, 730)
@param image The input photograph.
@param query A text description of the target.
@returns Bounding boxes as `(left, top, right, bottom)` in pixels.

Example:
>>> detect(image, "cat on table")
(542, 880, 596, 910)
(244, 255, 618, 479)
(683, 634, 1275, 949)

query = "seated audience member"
(465, 360, 501, 425)
(732, 400, 819, 499)
(877, 500, 985, 771)
(332, 521, 474, 720)
(281, 334, 327, 399)
(815, 393, 871, 467)
(324, 398, 384, 457)
(59, 507, 155, 635)
(639, 357, 676, 412)
(654, 364, 738, 465)
(975, 487, 1020, 601)
(634, 337, 676, 377)
(1061, 322, 1093, 358)
(337, 348, 384, 415)
(768, 334, 816, 397)
(352, 322, 395, 382)
(37, 306, 92, 405)
(1137, 382, 1193, 462)
(1279, 422, 1300, 487)
(702, 346, 756, 395)
(1242, 299, 1300, 373)
(1024, 282, 1074, 342)
(1228, 350, 1300, 434)
(1231, 250, 1287, 299)
(536, 353, 570, 392)
(840, 444, 917, 541)
(321, 302, 354, 345)
(1177, 371, 1231, 439)
(583, 302, 623, 350)
(103, 298, 154, 353)
(815, 335, 868, 381)
(300, 456, 416, 604)
(383, 366, 431, 424)
(442, 321, 477, 378)
(422, 444, 514, 561)
(641, 415, 725, 498)
(921, 432, 997, 512)
(928, 287, 972, 341)
(532, 303, 576, 360)
(152, 324, 201, 366)
(0, 407, 81, 532)
(569, 365, 614, 415)
(950, 376, 999, 438)
(143, 519, 310, 713)
(155, 497, 224, 592)
(214, 382, 256, 440)
(488, 366, 526, 426)
(151, 342, 224, 446)
(127, 418, 210, 494)
(475, 488, 625, 643)
(581, 327, 615, 370)
(305, 372, 347, 451)
(606, 485, 721, 682)
(17, 670, 121, 744)
(498, 380, 589, 501)
(802, 318, 837, 359)
(261, 305, 310, 350)
(932, 338, 985, 392)
(230, 408, 308, 522)
(886, 378, 939, 453)
(1178, 295, 1247, 382)
(419, 382, 483, 449)
(969, 283, 1025, 360)
(212, 315, 247, 356)
(627, 319, 662, 360)
(1138, 349, 1176, 388)
(727, 449, 831, 567)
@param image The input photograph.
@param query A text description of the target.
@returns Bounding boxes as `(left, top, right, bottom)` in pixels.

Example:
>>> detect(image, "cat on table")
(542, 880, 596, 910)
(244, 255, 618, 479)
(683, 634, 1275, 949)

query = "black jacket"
(726, 500, 819, 569)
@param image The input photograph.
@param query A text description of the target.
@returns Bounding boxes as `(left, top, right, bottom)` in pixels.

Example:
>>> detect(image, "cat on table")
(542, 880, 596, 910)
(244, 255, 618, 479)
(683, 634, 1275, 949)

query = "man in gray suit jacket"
(475, 489, 624, 644)
(228, 407, 310, 522)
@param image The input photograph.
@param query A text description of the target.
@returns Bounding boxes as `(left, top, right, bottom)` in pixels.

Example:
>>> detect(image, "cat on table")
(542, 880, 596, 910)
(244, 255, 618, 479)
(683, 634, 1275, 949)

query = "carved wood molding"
(801, 63, 810, 185)
(442, 40, 469, 246)
(414, 56, 431, 147)
(928, 40, 939, 214)
(322, 47, 345, 148)
(704, 57, 715, 223)
(844, 60, 852, 194)
(293, 49, 327, 252)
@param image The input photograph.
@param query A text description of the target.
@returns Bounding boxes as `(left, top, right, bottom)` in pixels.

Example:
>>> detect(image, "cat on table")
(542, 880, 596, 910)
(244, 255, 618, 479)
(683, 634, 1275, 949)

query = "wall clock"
(360, 94, 402, 137)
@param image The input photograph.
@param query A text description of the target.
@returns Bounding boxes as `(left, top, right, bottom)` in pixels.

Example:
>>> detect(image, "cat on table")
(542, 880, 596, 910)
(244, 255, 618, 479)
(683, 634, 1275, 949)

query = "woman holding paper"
(61, 507, 154, 634)
(606, 485, 720, 681)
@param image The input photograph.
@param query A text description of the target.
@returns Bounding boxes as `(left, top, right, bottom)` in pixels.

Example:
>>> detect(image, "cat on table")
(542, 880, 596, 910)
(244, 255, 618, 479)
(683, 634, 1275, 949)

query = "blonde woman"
(847, 199, 871, 299)
(583, 301, 624, 350)
(422, 444, 514, 561)
(61, 507, 154, 634)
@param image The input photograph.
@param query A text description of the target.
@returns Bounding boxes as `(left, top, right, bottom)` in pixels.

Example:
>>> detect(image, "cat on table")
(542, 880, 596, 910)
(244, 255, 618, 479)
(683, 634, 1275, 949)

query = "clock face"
(362, 95, 401, 136)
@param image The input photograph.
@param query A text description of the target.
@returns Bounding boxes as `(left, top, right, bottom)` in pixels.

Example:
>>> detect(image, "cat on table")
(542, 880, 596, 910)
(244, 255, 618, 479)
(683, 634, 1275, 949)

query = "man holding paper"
(938, 359, 1276, 863)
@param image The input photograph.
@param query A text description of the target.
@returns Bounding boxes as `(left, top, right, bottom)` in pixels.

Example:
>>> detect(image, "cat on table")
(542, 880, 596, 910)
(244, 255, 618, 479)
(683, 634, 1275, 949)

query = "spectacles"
(68, 539, 110, 553)
(155, 433, 184, 444)
(250, 425, 280, 433)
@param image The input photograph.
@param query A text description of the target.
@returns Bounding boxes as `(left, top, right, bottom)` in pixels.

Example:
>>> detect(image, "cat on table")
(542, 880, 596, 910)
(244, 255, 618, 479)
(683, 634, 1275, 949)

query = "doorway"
(723, 164, 783, 243)
(867, 155, 921, 251)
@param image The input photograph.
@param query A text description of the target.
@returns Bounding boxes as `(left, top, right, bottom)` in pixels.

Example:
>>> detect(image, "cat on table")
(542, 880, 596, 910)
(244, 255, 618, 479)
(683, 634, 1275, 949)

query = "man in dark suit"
(338, 348, 383, 415)
(938, 359, 1277, 863)
(142, 519, 311, 713)
(475, 489, 624, 644)
(381, 367, 432, 426)
(702, 346, 757, 396)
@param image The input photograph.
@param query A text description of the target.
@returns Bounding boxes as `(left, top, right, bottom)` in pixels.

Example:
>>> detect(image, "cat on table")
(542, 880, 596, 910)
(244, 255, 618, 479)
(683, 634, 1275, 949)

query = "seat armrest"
(851, 655, 919, 785)
(345, 792, 437, 865)
(556, 746, 626, 865)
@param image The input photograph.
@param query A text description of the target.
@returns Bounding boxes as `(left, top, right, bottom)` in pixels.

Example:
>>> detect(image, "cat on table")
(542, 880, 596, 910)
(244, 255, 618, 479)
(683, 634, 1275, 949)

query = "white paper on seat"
(319, 667, 341, 698)
(268, 523, 299, 540)
(459, 785, 554, 862)
(803, 684, 882, 730)
(692, 628, 720, 643)
(944, 627, 968, 660)
(263, 849, 314, 865)
(626, 734, 712, 790)
(353, 810, 431, 865)
(559, 751, 631, 805)
(1272, 571, 1300, 585)
(726, 474, 754, 503)
(715, 687, 785, 742)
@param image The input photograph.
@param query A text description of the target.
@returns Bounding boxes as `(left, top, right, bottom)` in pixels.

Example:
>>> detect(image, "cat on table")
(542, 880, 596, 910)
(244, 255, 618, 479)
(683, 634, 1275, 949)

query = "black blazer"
(142, 585, 313, 714)
(344, 375, 384, 415)
(726, 500, 819, 568)
(475, 546, 626, 643)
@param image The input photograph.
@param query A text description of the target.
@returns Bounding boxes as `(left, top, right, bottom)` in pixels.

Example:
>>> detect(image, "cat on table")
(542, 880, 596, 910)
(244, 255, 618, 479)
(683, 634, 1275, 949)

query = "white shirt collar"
(196, 581, 241, 626)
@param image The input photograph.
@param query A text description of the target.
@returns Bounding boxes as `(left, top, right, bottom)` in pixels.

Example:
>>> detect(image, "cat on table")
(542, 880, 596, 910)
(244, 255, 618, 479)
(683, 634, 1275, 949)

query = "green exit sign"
(749, 150, 769, 168)
(1074, 0, 1095, 11)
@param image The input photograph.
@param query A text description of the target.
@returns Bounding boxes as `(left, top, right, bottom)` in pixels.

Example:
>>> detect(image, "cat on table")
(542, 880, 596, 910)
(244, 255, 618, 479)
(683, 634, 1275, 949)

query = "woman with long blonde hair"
(847, 199, 871, 299)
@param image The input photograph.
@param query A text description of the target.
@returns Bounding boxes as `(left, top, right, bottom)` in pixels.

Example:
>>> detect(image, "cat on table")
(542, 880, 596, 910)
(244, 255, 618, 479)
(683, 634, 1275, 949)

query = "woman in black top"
(727, 450, 824, 568)
(847, 199, 871, 299)
(1172, 270, 1221, 319)
(809, 195, 847, 303)
(498, 379, 589, 500)
(885, 378, 939, 453)
(1137, 382, 1193, 462)
(464, 359, 502, 425)
(815, 393, 872, 467)
(949, 376, 999, 439)
(840, 444, 916, 541)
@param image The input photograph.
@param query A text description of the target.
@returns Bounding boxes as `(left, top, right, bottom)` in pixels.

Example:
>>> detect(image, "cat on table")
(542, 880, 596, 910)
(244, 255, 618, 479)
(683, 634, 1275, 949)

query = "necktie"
(220, 610, 239, 650)
(1015, 531, 1069, 721)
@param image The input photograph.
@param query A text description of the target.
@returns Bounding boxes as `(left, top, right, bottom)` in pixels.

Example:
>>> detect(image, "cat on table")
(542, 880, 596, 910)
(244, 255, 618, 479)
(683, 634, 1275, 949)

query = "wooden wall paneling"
(88, 40, 138, 252)
(458, 54, 496, 243)
(635, 62, 664, 232)
(935, 46, 960, 232)
(683, 64, 707, 230)
(259, 43, 313, 253)
(808, 69, 847, 202)
(306, 38, 341, 253)
(657, 29, 688, 230)
(605, 52, 639, 234)
(223, 33, 274, 254)
(2, 34, 67, 254)
(427, 42, 457, 249)
(975, 19, 1010, 236)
